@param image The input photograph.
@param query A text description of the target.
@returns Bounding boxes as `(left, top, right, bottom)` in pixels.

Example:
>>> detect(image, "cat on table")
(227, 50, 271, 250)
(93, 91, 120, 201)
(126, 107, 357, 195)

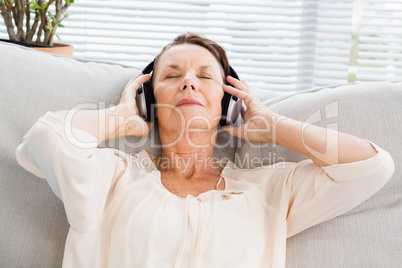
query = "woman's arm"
(54, 73, 152, 143)
(273, 116, 377, 166)
(222, 76, 376, 166)
(222, 77, 394, 238)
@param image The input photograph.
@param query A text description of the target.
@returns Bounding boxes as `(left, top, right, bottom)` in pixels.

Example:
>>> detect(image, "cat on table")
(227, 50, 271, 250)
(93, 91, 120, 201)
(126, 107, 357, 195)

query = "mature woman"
(16, 33, 394, 268)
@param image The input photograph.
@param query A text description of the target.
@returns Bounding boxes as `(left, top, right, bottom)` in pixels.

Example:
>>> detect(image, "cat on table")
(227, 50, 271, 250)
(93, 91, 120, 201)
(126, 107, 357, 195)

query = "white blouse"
(16, 112, 395, 268)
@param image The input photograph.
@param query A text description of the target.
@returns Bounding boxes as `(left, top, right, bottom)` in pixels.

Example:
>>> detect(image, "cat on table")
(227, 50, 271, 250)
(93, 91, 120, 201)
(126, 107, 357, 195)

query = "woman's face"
(152, 44, 225, 130)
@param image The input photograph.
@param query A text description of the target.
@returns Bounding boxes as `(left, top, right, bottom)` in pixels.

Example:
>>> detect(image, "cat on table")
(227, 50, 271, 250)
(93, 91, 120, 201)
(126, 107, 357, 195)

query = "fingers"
(125, 73, 151, 90)
(227, 76, 251, 93)
(125, 73, 142, 88)
(241, 102, 247, 118)
(136, 119, 153, 137)
(242, 80, 250, 88)
(223, 76, 252, 100)
(221, 125, 247, 140)
(119, 73, 151, 113)
(221, 125, 240, 139)
(222, 84, 249, 100)
(125, 114, 153, 137)
(139, 121, 153, 137)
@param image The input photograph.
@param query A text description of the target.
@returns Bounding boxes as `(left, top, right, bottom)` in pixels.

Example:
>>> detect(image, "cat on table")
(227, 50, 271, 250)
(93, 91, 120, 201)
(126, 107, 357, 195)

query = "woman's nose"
(181, 74, 199, 91)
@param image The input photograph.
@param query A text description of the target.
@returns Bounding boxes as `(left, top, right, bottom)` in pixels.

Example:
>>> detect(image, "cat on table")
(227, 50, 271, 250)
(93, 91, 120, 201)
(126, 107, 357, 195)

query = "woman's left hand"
(221, 76, 282, 143)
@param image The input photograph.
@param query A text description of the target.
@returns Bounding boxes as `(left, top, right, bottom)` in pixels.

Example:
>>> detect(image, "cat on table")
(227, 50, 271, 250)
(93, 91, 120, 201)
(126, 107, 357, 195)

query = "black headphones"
(135, 61, 242, 126)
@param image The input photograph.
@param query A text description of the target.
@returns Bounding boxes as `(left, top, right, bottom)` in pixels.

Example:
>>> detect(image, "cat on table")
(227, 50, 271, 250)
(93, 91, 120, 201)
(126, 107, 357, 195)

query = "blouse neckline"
(138, 149, 236, 200)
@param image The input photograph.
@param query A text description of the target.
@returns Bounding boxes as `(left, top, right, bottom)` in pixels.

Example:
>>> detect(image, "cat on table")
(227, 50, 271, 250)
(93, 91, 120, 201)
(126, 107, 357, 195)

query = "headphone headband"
(142, 61, 154, 75)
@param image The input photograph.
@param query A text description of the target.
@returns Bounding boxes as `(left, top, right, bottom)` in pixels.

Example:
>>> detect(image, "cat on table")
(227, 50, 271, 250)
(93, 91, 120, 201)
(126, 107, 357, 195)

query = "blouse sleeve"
(15, 111, 125, 233)
(284, 142, 395, 238)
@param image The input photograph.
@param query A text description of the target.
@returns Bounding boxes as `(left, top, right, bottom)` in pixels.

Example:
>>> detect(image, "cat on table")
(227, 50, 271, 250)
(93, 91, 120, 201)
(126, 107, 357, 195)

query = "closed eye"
(166, 74, 180, 79)
(198, 73, 212, 79)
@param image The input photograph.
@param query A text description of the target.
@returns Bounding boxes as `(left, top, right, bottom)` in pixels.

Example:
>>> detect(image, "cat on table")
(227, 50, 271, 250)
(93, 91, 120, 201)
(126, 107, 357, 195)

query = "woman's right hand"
(54, 73, 153, 142)
(118, 73, 150, 116)
(116, 73, 153, 137)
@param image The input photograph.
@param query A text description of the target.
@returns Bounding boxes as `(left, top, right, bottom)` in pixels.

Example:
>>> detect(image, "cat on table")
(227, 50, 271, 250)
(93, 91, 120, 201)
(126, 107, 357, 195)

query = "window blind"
(351, 0, 402, 82)
(1, 0, 401, 92)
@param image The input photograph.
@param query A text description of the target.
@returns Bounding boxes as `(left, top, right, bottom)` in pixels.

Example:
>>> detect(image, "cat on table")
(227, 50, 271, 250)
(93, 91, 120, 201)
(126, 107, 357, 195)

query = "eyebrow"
(199, 65, 213, 71)
(165, 64, 180, 70)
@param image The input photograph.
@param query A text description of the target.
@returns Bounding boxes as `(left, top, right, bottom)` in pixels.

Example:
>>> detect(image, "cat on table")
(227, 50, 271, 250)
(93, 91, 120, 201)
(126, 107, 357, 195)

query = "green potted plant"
(0, 0, 74, 55)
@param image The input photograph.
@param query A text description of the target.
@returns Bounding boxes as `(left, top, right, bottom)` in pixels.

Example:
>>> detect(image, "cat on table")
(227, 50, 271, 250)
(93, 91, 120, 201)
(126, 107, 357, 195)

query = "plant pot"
(0, 39, 74, 56)
(32, 42, 74, 56)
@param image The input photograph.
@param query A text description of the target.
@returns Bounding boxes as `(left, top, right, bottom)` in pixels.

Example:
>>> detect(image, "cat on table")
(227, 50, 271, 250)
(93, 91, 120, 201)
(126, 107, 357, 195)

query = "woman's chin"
(159, 115, 219, 131)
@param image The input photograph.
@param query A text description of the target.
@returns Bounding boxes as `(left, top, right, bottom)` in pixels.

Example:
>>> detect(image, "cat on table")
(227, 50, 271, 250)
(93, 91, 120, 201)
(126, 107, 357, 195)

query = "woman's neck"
(156, 123, 222, 178)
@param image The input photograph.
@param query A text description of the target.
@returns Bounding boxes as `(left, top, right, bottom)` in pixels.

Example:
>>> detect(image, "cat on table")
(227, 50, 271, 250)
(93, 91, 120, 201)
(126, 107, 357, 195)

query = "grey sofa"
(1, 41, 401, 267)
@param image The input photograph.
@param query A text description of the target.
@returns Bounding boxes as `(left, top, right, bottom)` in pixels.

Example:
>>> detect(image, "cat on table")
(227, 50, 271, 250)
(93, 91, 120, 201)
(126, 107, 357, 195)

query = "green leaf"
(30, 2, 41, 10)
(47, 12, 55, 20)
(55, 34, 61, 41)
(62, 13, 69, 20)
(56, 21, 64, 27)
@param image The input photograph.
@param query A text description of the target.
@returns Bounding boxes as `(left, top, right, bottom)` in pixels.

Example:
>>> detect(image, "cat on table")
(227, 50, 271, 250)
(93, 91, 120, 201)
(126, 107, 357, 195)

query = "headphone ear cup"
(220, 66, 242, 126)
(136, 60, 156, 122)
(220, 93, 232, 126)
(142, 80, 156, 122)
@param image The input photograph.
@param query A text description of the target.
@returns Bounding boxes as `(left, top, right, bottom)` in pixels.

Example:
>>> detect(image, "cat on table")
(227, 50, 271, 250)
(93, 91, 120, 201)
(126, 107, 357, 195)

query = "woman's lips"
(176, 98, 203, 107)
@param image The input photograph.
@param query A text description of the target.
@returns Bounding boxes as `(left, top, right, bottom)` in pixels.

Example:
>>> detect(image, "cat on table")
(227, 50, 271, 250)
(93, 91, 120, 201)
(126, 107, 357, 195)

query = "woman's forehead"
(157, 44, 220, 69)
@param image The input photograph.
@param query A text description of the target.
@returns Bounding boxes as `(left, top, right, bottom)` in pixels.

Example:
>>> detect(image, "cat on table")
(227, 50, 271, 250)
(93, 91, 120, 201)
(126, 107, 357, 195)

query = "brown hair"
(153, 32, 230, 79)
